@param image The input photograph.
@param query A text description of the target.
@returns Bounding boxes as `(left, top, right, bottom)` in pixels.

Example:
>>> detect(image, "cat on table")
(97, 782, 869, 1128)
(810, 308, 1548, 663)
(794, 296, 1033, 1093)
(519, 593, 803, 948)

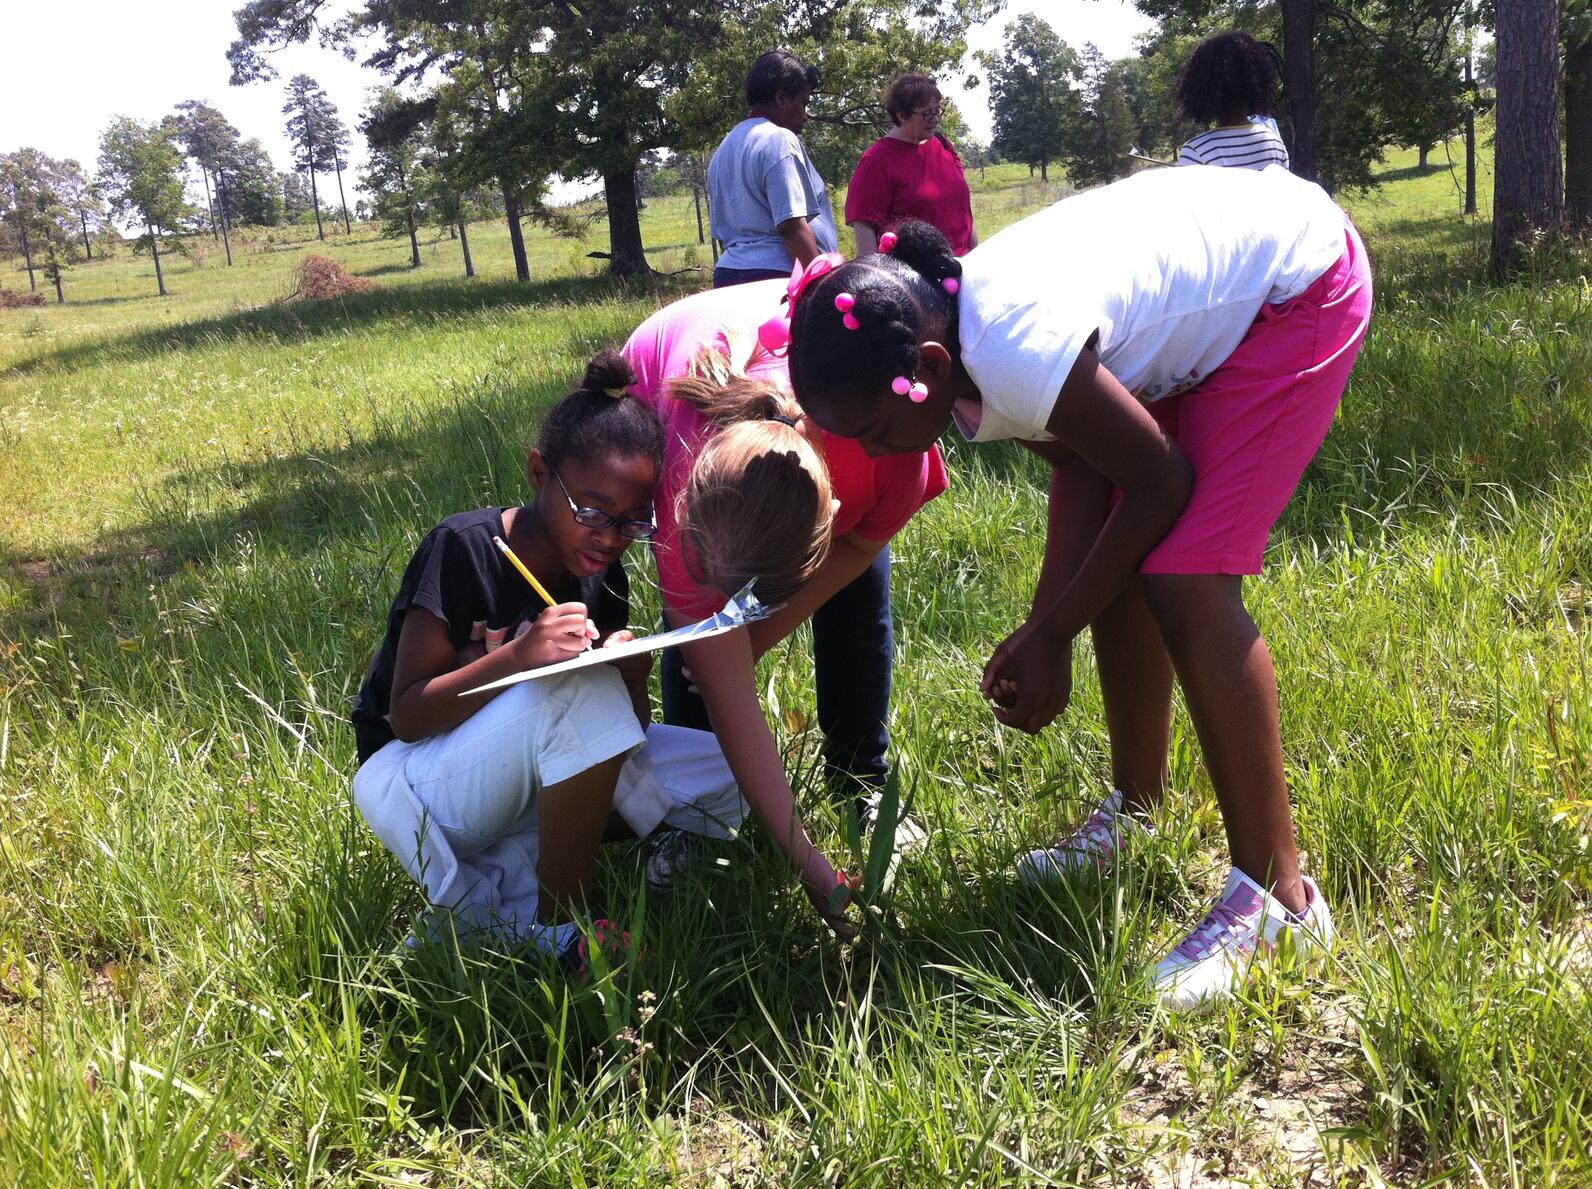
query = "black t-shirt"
(352, 506, 630, 763)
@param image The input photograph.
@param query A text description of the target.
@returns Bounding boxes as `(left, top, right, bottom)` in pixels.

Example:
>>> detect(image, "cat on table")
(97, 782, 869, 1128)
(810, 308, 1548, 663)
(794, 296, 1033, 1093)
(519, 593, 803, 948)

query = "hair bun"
(889, 219, 962, 285)
(583, 348, 637, 398)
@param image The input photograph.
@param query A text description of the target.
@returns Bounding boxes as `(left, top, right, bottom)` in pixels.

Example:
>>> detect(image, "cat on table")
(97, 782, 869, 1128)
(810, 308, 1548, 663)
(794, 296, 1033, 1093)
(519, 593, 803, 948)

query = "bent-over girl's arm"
(676, 625, 850, 928)
(1028, 346, 1192, 641)
(745, 531, 887, 661)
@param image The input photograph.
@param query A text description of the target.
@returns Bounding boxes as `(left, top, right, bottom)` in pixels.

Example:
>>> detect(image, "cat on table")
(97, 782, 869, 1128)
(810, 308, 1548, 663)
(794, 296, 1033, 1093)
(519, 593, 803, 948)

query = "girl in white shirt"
(785, 165, 1372, 1010)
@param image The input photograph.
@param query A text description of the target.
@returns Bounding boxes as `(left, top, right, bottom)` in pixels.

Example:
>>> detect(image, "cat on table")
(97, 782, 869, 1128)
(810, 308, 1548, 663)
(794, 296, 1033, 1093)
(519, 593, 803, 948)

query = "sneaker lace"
(1172, 896, 1257, 963)
(1070, 809, 1118, 854)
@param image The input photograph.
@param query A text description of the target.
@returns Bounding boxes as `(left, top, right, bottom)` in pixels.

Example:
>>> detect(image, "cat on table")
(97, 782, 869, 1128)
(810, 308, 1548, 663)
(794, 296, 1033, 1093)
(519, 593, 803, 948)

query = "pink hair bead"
(909, 381, 929, 403)
(878, 231, 899, 252)
(834, 292, 855, 312)
(942, 277, 960, 295)
(842, 313, 860, 330)
(891, 376, 911, 396)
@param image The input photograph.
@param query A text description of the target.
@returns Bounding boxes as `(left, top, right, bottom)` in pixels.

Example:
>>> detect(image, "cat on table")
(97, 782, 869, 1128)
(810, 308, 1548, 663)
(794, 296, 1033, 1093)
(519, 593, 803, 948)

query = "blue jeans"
(713, 265, 790, 288)
(661, 547, 893, 798)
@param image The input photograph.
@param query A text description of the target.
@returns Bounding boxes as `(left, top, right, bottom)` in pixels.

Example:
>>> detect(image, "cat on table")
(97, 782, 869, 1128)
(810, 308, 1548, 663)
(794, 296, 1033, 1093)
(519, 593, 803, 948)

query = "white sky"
(1, 1, 1155, 211)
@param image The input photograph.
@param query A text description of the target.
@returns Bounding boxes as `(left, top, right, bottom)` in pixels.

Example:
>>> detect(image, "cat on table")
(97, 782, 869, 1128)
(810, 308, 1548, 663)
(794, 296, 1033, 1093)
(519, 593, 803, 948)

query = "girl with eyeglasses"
(846, 73, 978, 258)
(350, 351, 744, 965)
(786, 167, 1371, 1008)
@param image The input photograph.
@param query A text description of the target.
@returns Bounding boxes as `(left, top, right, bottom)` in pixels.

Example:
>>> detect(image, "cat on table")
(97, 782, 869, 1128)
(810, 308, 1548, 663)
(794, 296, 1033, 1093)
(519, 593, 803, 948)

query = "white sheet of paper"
(459, 582, 773, 696)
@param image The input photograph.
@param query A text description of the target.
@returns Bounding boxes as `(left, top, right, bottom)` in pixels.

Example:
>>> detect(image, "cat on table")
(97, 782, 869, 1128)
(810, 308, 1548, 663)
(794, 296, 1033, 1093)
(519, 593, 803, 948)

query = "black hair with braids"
(1174, 31, 1283, 124)
(787, 219, 963, 421)
(537, 348, 665, 470)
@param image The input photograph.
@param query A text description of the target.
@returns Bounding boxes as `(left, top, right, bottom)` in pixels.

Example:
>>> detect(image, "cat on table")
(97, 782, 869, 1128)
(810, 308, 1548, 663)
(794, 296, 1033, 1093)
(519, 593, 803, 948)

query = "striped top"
(1178, 120, 1290, 171)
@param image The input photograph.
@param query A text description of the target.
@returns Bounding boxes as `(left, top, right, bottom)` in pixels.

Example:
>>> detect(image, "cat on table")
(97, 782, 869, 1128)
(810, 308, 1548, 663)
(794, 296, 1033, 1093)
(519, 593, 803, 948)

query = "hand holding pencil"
(495, 534, 596, 657)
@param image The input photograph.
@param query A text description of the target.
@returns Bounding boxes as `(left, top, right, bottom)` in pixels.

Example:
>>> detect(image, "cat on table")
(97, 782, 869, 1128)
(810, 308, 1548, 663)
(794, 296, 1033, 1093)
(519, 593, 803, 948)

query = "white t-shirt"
(953, 164, 1346, 443)
(708, 117, 839, 272)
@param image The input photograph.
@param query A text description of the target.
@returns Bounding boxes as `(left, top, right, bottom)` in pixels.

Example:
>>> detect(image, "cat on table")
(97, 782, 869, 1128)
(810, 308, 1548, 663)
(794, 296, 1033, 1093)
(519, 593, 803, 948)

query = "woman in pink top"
(845, 73, 978, 257)
(621, 278, 948, 932)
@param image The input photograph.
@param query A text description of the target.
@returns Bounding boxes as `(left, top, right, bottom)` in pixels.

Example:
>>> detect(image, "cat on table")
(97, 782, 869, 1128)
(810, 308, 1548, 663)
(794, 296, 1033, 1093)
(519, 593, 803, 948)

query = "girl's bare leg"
(1092, 577, 1175, 812)
(1142, 573, 1306, 913)
(536, 755, 626, 923)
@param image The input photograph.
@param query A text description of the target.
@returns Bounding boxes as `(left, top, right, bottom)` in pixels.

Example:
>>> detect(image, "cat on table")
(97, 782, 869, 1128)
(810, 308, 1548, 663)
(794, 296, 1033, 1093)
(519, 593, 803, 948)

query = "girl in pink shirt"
(621, 279, 948, 932)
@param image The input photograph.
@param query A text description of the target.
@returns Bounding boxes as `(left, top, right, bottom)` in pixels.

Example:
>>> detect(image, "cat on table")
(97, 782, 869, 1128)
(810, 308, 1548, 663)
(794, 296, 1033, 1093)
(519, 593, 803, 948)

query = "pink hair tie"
(891, 375, 928, 402)
(834, 292, 855, 312)
(942, 277, 960, 295)
(878, 231, 899, 253)
(842, 313, 860, 330)
(758, 313, 791, 356)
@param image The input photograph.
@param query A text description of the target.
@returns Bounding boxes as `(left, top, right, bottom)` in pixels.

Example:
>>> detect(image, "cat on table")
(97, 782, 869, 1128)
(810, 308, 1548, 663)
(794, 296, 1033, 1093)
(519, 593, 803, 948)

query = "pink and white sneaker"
(1151, 868, 1335, 1012)
(1016, 789, 1148, 884)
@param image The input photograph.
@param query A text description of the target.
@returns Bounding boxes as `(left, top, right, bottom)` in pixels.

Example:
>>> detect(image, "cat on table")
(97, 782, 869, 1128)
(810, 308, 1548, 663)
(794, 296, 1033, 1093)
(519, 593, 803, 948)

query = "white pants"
(352, 667, 744, 943)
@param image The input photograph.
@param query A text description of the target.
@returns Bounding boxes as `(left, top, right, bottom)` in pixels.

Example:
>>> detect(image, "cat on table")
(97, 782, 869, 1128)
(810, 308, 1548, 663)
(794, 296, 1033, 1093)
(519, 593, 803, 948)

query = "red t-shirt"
(845, 135, 976, 256)
(622, 281, 950, 619)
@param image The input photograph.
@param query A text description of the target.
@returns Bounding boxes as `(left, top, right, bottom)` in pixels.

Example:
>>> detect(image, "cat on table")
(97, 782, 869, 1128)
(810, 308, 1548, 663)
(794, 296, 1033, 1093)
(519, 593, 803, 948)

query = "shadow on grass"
(4, 270, 703, 379)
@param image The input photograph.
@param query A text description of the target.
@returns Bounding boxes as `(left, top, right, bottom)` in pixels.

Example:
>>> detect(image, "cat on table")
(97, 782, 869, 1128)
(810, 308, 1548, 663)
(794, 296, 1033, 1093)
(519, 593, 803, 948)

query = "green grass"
(2, 147, 1589, 1185)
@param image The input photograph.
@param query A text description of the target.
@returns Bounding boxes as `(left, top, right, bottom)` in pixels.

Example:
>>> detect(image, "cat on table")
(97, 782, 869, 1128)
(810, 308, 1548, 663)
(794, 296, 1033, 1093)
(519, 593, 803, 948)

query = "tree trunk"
(217, 172, 234, 266)
(14, 185, 36, 290)
(52, 259, 63, 303)
(1418, 144, 1431, 169)
(459, 220, 475, 277)
(1040, 156, 1048, 182)
(79, 209, 93, 259)
(1492, 0, 1563, 273)
(1281, 0, 1317, 183)
(693, 182, 705, 244)
(148, 217, 167, 296)
(308, 164, 325, 240)
(502, 183, 530, 282)
(202, 167, 219, 240)
(1566, 37, 1592, 227)
(406, 209, 420, 268)
(1464, 55, 1477, 215)
(448, 223, 457, 239)
(603, 167, 649, 278)
(333, 151, 352, 235)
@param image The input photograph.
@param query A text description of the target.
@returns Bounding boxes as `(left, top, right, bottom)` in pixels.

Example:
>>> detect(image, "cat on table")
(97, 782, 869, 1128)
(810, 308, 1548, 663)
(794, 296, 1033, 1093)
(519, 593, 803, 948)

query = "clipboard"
(460, 581, 776, 696)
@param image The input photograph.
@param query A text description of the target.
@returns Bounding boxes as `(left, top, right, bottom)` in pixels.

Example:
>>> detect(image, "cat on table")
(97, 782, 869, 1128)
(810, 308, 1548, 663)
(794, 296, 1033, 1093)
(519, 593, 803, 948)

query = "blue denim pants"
(712, 265, 790, 288)
(661, 547, 893, 797)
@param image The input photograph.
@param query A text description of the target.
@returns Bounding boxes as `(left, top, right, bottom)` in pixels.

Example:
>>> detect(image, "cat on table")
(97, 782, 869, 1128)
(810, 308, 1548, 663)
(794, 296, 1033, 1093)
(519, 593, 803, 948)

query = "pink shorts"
(1139, 221, 1373, 574)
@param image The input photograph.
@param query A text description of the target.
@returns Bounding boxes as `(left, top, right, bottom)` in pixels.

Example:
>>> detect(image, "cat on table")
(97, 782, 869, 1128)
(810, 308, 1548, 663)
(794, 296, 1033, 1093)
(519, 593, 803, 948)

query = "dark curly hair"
(537, 349, 664, 471)
(1174, 31, 1283, 124)
(787, 219, 962, 421)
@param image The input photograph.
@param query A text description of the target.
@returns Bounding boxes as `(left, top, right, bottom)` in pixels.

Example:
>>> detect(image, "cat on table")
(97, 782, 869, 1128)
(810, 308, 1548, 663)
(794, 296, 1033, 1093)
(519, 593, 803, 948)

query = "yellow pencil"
(493, 535, 557, 608)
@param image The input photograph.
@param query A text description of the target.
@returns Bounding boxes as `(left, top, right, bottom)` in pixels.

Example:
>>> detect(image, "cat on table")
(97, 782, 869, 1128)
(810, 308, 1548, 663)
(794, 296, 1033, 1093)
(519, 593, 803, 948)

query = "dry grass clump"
(0, 288, 46, 309)
(285, 253, 379, 301)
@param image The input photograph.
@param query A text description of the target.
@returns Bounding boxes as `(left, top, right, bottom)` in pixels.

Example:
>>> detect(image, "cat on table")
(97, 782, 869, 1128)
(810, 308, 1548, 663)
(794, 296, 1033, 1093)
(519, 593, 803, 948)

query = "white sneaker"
(1151, 868, 1335, 1012)
(858, 790, 929, 852)
(1016, 789, 1145, 884)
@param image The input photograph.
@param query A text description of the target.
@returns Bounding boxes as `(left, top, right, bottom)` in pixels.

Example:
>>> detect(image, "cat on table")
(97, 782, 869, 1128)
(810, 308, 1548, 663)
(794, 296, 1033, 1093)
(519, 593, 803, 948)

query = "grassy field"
(1, 147, 1589, 1186)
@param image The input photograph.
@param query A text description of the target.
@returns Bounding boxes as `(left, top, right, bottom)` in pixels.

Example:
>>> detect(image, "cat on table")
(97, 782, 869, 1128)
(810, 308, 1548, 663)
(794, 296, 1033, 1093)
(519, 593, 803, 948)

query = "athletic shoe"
(1150, 868, 1335, 1012)
(567, 918, 635, 979)
(644, 828, 692, 892)
(858, 789, 928, 852)
(1016, 789, 1144, 883)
